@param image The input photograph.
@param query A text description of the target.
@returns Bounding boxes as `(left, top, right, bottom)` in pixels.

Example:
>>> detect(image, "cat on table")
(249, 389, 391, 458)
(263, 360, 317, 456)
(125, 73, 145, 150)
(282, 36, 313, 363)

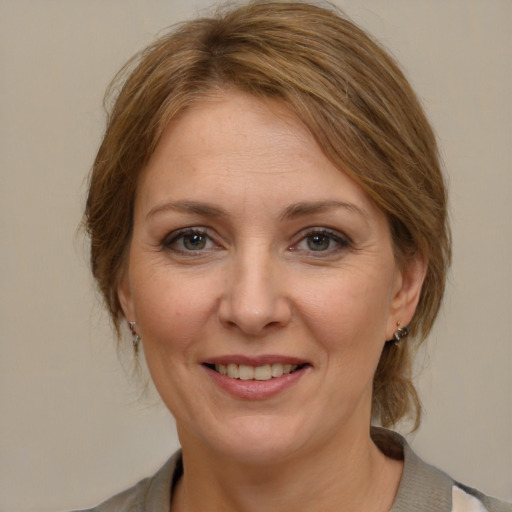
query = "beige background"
(1, 1, 510, 510)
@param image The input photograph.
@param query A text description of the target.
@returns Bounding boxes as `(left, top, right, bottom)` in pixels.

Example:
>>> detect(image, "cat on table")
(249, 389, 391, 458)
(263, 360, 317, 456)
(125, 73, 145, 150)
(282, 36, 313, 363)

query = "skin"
(118, 91, 426, 512)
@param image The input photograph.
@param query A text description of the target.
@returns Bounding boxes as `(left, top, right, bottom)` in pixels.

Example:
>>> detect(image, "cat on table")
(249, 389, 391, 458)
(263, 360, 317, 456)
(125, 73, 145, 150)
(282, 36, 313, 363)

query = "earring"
(391, 322, 408, 344)
(128, 321, 140, 354)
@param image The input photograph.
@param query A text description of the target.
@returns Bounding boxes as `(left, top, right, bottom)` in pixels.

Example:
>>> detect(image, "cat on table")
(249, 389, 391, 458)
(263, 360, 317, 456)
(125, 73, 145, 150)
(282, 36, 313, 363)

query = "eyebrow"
(146, 200, 228, 220)
(146, 199, 369, 223)
(280, 200, 369, 222)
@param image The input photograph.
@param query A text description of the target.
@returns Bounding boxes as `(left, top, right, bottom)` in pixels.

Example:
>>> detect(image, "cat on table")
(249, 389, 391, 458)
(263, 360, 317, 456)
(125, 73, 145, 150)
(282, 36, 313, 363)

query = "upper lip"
(203, 355, 310, 366)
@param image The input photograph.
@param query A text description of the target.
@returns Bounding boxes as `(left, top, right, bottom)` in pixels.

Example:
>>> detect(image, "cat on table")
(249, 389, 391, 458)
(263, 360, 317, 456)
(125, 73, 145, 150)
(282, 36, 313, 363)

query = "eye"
(181, 232, 208, 250)
(305, 233, 332, 251)
(163, 229, 218, 253)
(293, 229, 350, 254)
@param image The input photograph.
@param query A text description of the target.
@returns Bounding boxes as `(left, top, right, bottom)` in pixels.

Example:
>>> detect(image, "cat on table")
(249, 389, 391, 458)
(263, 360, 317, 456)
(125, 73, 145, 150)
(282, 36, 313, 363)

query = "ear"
(386, 254, 427, 339)
(117, 268, 136, 323)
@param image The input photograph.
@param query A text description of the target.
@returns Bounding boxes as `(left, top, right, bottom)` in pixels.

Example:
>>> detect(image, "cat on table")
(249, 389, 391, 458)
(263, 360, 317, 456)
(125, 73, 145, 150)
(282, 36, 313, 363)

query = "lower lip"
(203, 365, 309, 400)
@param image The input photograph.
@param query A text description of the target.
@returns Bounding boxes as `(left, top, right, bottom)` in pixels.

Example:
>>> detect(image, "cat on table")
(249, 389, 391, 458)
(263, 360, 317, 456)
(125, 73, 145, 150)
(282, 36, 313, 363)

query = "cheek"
(291, 266, 395, 377)
(297, 272, 393, 341)
(130, 264, 221, 355)
(128, 265, 224, 416)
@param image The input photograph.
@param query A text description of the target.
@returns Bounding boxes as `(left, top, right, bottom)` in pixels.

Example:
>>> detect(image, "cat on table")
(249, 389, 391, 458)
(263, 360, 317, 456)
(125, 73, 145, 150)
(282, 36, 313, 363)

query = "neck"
(171, 427, 403, 512)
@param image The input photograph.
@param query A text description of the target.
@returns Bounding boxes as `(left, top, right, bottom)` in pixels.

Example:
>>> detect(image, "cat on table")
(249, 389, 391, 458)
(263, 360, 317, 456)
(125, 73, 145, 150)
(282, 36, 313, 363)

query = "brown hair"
(85, 0, 451, 428)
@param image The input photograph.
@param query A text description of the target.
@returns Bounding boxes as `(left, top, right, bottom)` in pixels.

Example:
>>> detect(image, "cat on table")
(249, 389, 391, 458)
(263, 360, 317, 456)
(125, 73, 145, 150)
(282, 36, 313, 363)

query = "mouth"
(203, 362, 309, 381)
(202, 357, 311, 399)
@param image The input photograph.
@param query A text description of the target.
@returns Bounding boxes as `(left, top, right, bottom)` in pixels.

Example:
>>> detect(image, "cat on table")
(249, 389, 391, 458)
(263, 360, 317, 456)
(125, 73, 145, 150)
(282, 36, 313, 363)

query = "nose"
(218, 246, 291, 336)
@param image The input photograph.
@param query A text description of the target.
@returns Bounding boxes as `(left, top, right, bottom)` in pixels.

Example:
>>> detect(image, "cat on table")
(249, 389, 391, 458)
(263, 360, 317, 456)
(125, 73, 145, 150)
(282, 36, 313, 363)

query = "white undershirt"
(452, 485, 489, 512)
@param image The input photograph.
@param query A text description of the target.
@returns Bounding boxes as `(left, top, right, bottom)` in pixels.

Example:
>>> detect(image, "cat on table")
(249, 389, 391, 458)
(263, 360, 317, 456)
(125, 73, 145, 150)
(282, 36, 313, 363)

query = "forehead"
(151, 92, 314, 173)
(136, 90, 381, 221)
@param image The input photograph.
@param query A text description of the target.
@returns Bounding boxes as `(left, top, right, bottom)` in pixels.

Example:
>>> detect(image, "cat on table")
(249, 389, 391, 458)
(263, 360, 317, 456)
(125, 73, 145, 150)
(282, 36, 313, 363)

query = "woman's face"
(119, 91, 423, 463)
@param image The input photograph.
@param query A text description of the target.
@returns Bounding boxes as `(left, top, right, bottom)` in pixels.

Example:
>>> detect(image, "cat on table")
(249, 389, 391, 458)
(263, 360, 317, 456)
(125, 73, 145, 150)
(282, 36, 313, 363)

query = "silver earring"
(392, 322, 408, 344)
(128, 321, 140, 354)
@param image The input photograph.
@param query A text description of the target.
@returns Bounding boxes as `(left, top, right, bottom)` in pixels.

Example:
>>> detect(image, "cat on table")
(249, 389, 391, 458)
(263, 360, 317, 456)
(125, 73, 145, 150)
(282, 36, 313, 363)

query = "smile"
(202, 354, 313, 400)
(207, 363, 305, 381)
(202, 356, 311, 399)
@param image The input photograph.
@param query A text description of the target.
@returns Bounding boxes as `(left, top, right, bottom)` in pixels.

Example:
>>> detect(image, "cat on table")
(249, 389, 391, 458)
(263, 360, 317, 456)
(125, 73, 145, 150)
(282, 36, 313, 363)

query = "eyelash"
(161, 228, 351, 256)
(291, 229, 351, 255)
(162, 228, 219, 254)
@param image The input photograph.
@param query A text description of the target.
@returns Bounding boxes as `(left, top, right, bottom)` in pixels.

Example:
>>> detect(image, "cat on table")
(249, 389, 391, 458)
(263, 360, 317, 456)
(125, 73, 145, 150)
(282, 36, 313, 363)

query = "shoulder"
(67, 451, 182, 512)
(372, 428, 511, 512)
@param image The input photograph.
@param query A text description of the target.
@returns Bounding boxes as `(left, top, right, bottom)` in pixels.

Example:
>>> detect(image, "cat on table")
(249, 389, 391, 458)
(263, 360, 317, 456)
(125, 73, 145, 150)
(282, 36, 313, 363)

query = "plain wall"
(1, 1, 510, 510)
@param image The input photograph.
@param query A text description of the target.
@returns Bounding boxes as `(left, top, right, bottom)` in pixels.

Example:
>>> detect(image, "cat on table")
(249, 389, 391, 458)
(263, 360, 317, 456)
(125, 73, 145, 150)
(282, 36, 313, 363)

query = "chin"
(185, 414, 312, 466)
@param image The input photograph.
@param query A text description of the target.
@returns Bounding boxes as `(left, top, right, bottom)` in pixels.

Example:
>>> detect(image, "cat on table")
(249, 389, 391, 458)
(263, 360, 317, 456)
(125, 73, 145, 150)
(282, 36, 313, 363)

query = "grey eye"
(293, 229, 350, 255)
(306, 233, 332, 251)
(182, 233, 207, 250)
(164, 229, 217, 253)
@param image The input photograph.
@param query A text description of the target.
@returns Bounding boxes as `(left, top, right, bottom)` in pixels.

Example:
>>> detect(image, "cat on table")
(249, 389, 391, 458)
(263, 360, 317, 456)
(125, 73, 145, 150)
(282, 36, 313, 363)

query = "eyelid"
(161, 226, 350, 254)
(162, 227, 220, 252)
(290, 227, 351, 253)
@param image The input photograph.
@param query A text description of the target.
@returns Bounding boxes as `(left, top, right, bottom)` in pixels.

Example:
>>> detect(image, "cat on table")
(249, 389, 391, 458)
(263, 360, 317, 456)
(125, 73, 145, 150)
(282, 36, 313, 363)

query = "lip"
(202, 356, 310, 400)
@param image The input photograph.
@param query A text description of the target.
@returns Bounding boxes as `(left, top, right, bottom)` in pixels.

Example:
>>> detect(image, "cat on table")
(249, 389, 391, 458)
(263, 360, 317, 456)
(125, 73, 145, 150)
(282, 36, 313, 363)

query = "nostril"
(217, 269, 292, 334)
(219, 303, 287, 334)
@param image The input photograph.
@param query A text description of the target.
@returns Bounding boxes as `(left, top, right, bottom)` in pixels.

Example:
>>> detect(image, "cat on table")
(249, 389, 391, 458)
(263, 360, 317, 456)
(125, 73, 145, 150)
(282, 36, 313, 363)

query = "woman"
(79, 1, 509, 511)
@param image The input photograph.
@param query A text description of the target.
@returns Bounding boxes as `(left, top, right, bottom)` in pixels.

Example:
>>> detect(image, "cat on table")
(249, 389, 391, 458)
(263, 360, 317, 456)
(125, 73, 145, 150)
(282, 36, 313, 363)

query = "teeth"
(254, 365, 272, 381)
(214, 363, 300, 381)
(227, 363, 239, 378)
(239, 365, 254, 380)
(271, 364, 284, 378)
